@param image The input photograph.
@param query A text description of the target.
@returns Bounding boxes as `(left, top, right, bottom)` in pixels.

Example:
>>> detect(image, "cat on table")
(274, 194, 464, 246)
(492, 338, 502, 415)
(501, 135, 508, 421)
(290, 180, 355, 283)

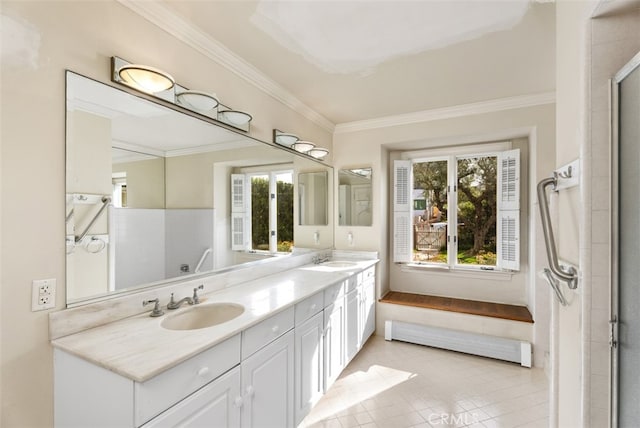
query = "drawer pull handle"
(234, 396, 244, 408)
(197, 367, 210, 377)
(245, 385, 255, 397)
(271, 325, 280, 334)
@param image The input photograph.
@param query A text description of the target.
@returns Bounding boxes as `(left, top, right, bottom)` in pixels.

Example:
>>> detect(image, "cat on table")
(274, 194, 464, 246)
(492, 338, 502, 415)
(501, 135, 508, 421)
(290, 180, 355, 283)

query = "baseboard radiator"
(385, 320, 532, 367)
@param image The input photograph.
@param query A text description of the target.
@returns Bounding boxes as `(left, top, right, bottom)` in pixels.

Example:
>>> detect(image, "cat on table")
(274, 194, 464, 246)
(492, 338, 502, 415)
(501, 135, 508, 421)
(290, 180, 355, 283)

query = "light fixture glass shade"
(118, 64, 175, 93)
(219, 110, 252, 126)
(176, 90, 219, 111)
(291, 141, 315, 153)
(275, 133, 299, 147)
(307, 147, 329, 159)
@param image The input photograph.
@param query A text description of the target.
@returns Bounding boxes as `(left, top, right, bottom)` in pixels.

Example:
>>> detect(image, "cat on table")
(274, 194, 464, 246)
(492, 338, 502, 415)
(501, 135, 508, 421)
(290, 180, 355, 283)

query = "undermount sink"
(161, 303, 245, 331)
(321, 261, 357, 268)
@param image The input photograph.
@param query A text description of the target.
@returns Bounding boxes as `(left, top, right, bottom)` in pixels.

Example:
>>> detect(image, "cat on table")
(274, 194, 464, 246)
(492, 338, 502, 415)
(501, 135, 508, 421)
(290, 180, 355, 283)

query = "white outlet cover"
(32, 279, 56, 311)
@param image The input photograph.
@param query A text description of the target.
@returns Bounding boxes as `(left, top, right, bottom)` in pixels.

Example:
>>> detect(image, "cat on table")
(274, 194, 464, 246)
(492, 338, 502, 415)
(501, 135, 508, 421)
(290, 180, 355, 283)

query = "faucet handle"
(193, 285, 204, 304)
(143, 298, 164, 317)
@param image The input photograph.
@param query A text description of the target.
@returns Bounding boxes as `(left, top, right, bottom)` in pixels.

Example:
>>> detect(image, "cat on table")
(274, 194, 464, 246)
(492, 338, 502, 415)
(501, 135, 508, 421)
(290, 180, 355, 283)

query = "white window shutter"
(394, 211, 411, 263)
(231, 174, 246, 213)
(393, 160, 411, 263)
(498, 149, 520, 211)
(231, 212, 248, 251)
(231, 174, 248, 251)
(497, 210, 520, 271)
(497, 148, 520, 270)
(394, 160, 411, 212)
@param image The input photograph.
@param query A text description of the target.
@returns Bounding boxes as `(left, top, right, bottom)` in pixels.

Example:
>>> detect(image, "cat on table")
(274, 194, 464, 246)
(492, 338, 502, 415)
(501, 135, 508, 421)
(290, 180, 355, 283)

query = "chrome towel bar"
(75, 196, 111, 244)
(536, 176, 578, 289)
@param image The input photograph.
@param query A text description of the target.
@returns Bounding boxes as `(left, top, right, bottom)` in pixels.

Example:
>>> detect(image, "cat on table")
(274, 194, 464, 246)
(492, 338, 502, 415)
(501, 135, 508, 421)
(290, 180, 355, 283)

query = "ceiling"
(150, 1, 556, 127)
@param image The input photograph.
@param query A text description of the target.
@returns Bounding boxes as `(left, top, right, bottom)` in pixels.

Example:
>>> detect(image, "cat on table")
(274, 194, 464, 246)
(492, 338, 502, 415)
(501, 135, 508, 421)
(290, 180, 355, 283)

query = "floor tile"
(300, 336, 549, 428)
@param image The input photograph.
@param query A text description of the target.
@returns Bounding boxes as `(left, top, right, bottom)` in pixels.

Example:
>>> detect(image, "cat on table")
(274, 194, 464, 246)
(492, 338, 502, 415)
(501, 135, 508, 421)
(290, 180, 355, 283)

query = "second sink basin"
(161, 303, 245, 331)
(321, 261, 357, 268)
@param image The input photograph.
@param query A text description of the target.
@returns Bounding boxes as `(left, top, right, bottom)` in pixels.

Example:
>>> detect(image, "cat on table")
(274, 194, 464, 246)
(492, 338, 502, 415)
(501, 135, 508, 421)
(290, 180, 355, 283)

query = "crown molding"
(334, 91, 556, 134)
(117, 0, 335, 133)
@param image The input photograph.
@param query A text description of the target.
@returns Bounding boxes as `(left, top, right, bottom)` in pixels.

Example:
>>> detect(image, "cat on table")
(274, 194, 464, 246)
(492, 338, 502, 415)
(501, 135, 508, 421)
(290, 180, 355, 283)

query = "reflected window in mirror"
(231, 168, 294, 254)
(298, 171, 328, 226)
(338, 167, 372, 226)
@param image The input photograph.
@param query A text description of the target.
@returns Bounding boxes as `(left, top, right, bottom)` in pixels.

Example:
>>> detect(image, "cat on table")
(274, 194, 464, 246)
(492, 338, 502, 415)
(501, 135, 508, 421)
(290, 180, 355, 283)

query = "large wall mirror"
(66, 71, 333, 306)
(338, 168, 372, 226)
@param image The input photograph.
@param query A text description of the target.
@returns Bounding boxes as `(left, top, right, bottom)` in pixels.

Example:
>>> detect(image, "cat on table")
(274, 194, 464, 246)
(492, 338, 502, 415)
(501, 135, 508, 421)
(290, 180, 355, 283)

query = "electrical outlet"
(32, 279, 56, 311)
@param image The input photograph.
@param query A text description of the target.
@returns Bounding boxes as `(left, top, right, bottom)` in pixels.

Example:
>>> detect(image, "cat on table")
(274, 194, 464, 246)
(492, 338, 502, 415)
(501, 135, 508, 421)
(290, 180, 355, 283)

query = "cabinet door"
(241, 330, 294, 428)
(323, 298, 345, 391)
(345, 288, 360, 363)
(294, 312, 324, 426)
(142, 366, 241, 428)
(360, 280, 376, 345)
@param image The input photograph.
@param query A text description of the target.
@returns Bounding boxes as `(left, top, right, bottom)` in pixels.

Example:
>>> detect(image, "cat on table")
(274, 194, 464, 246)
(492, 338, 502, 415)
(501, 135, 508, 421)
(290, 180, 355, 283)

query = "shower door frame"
(610, 50, 640, 428)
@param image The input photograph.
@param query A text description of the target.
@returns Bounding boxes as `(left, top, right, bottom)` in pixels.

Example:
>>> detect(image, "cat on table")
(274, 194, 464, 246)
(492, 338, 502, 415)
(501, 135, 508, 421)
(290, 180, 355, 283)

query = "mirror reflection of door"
(298, 171, 328, 226)
(338, 168, 372, 226)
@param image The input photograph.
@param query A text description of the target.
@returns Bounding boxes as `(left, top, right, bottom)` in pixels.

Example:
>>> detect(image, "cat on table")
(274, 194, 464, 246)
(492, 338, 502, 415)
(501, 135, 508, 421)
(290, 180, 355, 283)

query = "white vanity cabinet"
(241, 330, 294, 428)
(240, 306, 295, 428)
(323, 281, 346, 391)
(142, 366, 241, 428)
(53, 262, 377, 428)
(359, 269, 376, 346)
(54, 334, 242, 428)
(294, 292, 325, 425)
(345, 280, 360, 363)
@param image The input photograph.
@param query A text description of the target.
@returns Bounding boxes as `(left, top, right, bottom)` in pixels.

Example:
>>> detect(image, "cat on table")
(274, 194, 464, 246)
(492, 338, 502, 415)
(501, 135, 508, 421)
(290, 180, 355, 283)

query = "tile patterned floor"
(300, 336, 549, 428)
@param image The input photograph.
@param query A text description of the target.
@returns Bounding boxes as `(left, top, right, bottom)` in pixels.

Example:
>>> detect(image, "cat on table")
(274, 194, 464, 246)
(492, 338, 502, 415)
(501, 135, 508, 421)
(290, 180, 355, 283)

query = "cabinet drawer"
(295, 292, 324, 325)
(242, 306, 294, 359)
(344, 276, 358, 293)
(135, 334, 241, 426)
(358, 266, 375, 284)
(324, 281, 345, 308)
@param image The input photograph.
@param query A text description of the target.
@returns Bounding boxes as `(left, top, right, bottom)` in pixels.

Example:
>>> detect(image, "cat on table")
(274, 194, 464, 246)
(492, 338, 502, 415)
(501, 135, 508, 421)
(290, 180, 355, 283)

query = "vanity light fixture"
(275, 133, 299, 147)
(307, 147, 329, 160)
(291, 141, 316, 153)
(112, 56, 252, 132)
(117, 64, 175, 94)
(218, 109, 253, 126)
(176, 90, 219, 111)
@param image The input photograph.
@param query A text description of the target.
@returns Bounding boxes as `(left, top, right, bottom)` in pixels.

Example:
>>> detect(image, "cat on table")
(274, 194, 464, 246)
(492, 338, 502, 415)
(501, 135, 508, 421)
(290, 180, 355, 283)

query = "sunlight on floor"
(300, 336, 549, 428)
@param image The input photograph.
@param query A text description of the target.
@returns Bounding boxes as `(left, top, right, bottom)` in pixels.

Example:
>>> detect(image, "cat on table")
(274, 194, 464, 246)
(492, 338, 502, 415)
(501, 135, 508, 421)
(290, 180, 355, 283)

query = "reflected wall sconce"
(111, 56, 252, 132)
(307, 148, 329, 160)
(273, 129, 299, 147)
(273, 129, 330, 161)
(291, 141, 316, 153)
(175, 89, 219, 112)
(218, 107, 252, 126)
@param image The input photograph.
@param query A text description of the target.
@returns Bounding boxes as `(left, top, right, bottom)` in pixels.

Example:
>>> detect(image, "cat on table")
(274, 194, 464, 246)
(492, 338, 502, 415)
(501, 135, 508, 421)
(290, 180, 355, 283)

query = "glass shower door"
(613, 51, 640, 427)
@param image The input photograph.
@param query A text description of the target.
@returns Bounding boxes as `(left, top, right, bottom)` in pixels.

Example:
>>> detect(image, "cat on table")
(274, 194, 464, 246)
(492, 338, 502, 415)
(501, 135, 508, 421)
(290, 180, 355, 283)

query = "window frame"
(394, 141, 520, 273)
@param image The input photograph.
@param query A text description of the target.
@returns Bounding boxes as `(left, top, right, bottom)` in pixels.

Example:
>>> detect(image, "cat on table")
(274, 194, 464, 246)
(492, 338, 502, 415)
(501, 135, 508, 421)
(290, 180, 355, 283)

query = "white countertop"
(51, 259, 377, 383)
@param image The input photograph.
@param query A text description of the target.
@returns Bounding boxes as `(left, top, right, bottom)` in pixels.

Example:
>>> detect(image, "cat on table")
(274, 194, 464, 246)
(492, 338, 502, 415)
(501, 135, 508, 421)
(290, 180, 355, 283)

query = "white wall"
(0, 2, 332, 426)
(332, 103, 556, 367)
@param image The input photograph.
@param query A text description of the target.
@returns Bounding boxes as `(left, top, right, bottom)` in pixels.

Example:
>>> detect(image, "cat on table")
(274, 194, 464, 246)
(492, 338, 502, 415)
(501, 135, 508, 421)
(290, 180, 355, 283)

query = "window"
(394, 146, 520, 271)
(231, 170, 294, 253)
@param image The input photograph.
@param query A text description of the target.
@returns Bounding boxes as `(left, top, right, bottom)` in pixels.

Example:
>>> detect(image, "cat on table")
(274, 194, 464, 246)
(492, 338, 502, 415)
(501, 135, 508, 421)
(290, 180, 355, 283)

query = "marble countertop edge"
(51, 258, 378, 382)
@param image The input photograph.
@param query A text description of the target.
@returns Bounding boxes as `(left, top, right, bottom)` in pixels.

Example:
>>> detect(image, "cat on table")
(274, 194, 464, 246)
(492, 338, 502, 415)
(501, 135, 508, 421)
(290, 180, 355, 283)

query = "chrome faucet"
(143, 298, 164, 317)
(312, 255, 330, 264)
(167, 293, 194, 310)
(192, 284, 204, 304)
(167, 285, 204, 310)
